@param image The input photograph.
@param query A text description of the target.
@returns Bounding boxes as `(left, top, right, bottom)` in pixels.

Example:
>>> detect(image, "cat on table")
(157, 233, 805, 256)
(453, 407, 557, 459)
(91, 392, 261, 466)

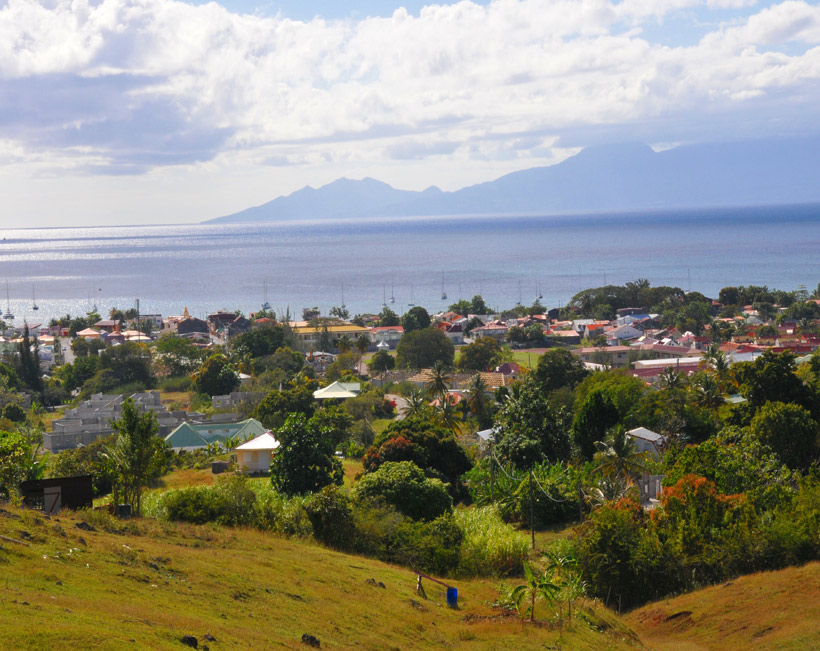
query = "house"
(572, 346, 631, 367)
(313, 381, 361, 400)
(164, 418, 267, 451)
(606, 324, 643, 345)
(291, 323, 371, 350)
(94, 319, 122, 334)
(236, 432, 280, 474)
(76, 327, 102, 340)
(437, 321, 464, 345)
(626, 427, 666, 457)
(177, 316, 209, 336)
(471, 320, 508, 342)
(369, 325, 404, 350)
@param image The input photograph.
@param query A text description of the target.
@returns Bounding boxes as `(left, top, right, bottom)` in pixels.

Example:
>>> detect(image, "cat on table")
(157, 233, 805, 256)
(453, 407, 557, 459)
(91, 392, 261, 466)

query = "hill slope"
(208, 136, 820, 223)
(625, 561, 820, 650)
(0, 505, 636, 650)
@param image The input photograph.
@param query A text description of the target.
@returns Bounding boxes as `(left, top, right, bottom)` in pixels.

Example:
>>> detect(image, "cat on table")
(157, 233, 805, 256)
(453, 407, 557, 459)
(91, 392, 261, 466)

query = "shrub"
(352, 461, 452, 521)
(393, 514, 463, 576)
(159, 376, 192, 392)
(305, 486, 357, 550)
(454, 506, 529, 577)
(162, 486, 222, 524)
(213, 476, 257, 527)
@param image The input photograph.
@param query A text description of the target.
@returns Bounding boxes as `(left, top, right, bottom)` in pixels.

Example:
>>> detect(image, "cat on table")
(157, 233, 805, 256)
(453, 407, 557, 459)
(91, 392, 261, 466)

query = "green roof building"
(164, 418, 266, 450)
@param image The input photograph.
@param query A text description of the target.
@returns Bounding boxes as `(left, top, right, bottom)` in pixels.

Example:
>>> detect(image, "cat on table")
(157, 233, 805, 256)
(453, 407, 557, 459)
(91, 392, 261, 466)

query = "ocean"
(1, 203, 819, 324)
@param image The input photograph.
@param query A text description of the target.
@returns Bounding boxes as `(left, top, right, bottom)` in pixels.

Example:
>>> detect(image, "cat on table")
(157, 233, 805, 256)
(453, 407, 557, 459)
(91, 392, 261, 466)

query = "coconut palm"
(403, 389, 430, 419)
(334, 334, 352, 354)
(435, 398, 462, 434)
(593, 428, 646, 486)
(426, 360, 452, 402)
(658, 366, 683, 391)
(465, 374, 488, 417)
(692, 372, 723, 410)
(702, 343, 731, 390)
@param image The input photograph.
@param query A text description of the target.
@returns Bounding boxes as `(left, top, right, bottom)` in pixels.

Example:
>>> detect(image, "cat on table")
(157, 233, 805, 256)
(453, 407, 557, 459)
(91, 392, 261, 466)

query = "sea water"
(1, 203, 819, 324)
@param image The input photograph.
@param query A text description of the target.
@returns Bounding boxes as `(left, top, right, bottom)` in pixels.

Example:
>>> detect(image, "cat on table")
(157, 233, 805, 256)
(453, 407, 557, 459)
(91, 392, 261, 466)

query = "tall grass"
(454, 505, 529, 577)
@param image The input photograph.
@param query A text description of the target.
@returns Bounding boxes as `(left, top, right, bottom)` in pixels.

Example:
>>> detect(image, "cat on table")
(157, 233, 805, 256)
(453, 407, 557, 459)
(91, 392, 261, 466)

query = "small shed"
(236, 432, 280, 474)
(626, 427, 667, 457)
(19, 476, 93, 514)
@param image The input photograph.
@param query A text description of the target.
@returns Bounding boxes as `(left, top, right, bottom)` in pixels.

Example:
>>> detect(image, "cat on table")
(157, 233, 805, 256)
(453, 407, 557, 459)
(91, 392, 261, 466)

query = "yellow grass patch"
(625, 562, 820, 650)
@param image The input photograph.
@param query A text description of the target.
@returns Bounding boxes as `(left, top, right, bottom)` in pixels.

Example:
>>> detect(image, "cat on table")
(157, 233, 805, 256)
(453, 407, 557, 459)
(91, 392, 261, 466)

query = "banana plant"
(510, 562, 560, 622)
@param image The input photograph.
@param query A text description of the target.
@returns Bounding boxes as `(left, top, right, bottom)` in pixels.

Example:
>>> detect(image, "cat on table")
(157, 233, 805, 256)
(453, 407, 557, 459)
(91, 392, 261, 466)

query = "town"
(2, 279, 820, 648)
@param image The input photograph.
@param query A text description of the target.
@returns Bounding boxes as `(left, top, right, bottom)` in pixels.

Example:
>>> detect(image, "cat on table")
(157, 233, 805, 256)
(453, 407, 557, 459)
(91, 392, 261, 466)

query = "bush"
(163, 486, 222, 524)
(454, 506, 529, 577)
(305, 486, 357, 550)
(352, 461, 452, 521)
(159, 376, 192, 392)
(393, 514, 463, 576)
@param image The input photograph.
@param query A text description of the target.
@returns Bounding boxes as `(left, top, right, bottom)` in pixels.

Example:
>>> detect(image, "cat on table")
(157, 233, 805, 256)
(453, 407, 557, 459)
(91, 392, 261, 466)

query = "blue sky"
(1, 0, 818, 227)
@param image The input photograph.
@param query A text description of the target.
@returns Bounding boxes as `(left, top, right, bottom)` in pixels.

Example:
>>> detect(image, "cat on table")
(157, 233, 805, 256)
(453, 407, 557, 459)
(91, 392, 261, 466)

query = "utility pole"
(529, 468, 535, 550)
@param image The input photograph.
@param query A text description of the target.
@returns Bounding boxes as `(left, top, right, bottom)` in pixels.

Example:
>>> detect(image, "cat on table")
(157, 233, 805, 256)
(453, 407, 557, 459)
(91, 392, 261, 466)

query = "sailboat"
(390, 279, 395, 304)
(262, 279, 271, 311)
(32, 285, 39, 311)
(341, 281, 346, 309)
(516, 281, 522, 306)
(382, 285, 387, 307)
(536, 279, 543, 300)
(3, 281, 13, 320)
(441, 272, 447, 300)
(408, 284, 415, 307)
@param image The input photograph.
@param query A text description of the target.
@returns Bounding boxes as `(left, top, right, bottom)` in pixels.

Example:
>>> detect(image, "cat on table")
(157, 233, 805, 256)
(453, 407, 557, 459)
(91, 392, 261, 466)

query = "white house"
(235, 432, 280, 474)
(626, 427, 666, 457)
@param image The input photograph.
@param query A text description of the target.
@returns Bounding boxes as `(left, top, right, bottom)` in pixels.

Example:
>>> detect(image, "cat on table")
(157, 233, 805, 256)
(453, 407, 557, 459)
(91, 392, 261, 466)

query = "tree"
(734, 350, 818, 420)
(104, 398, 169, 516)
(335, 334, 353, 354)
(465, 374, 493, 428)
(533, 348, 589, 394)
(0, 429, 42, 501)
(457, 337, 502, 372)
(192, 354, 240, 397)
(87, 341, 155, 393)
(355, 333, 370, 358)
(154, 334, 202, 376)
(378, 306, 400, 326)
(401, 306, 431, 333)
(252, 382, 316, 429)
(511, 562, 561, 622)
(15, 325, 43, 395)
(572, 389, 619, 462)
(231, 324, 288, 359)
(395, 327, 455, 369)
(748, 401, 819, 471)
(367, 350, 395, 376)
(352, 460, 452, 520)
(494, 379, 572, 468)
(269, 413, 344, 496)
(592, 428, 646, 486)
(426, 360, 452, 402)
(329, 305, 350, 320)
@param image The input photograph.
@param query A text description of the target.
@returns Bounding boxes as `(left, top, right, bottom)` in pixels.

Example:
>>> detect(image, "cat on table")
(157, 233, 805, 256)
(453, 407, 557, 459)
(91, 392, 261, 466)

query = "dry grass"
(0, 503, 639, 650)
(625, 561, 820, 650)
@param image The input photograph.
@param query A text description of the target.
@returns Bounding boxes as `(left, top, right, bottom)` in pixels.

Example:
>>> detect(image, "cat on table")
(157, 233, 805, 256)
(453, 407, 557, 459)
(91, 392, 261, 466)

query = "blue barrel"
(446, 587, 458, 608)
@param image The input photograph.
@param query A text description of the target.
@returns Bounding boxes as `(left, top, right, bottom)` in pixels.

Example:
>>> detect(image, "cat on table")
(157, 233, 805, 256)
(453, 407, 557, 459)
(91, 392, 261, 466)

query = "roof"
(626, 427, 665, 443)
(164, 423, 209, 448)
(236, 432, 280, 451)
(313, 381, 361, 399)
(77, 328, 101, 338)
(293, 324, 370, 335)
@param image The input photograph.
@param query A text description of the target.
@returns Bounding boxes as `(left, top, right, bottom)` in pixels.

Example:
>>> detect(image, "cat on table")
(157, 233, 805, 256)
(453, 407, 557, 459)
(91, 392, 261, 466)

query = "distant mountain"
(206, 137, 820, 223)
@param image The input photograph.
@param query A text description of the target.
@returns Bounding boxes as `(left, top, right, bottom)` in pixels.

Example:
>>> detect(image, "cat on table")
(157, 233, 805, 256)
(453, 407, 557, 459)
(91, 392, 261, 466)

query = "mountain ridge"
(206, 137, 820, 223)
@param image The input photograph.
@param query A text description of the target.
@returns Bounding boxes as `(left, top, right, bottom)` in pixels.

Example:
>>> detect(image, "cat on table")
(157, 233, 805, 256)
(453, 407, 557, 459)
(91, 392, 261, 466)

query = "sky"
(1, 0, 819, 228)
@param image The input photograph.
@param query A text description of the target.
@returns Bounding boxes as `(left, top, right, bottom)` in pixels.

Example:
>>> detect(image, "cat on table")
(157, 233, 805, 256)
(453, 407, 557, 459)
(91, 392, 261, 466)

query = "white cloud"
(0, 0, 819, 225)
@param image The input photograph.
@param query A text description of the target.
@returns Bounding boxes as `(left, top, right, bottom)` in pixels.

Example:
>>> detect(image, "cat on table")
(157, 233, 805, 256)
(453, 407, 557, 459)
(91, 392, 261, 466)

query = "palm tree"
(466, 374, 488, 418)
(403, 389, 430, 419)
(355, 333, 369, 358)
(335, 334, 352, 355)
(426, 360, 452, 402)
(693, 372, 723, 410)
(702, 343, 731, 390)
(658, 366, 683, 391)
(593, 428, 646, 486)
(435, 398, 462, 435)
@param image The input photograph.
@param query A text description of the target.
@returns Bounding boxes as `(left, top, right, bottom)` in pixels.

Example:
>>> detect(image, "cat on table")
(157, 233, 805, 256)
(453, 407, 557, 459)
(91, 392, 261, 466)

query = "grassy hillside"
(0, 504, 637, 650)
(625, 562, 820, 650)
